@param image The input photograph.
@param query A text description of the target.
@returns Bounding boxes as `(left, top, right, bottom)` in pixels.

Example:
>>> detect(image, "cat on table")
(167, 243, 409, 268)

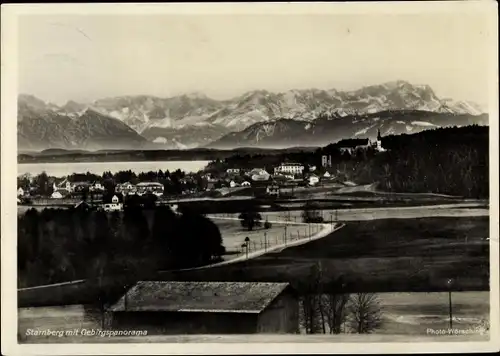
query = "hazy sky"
(18, 10, 493, 106)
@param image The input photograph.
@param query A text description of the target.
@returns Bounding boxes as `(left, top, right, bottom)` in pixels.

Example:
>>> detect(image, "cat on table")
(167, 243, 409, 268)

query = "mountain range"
(18, 95, 147, 151)
(17, 80, 488, 151)
(207, 110, 489, 149)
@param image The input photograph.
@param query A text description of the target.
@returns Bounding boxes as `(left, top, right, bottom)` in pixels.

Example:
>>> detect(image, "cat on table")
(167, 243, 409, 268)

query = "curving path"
(167, 220, 345, 272)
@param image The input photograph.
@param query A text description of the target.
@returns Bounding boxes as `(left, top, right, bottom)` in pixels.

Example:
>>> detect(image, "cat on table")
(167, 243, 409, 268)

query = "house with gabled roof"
(90, 181, 105, 192)
(106, 281, 299, 335)
(53, 178, 72, 193)
(51, 189, 70, 199)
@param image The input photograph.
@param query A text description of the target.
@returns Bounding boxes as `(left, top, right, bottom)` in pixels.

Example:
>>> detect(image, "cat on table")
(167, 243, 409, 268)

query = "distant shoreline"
(17, 147, 318, 164)
(17, 157, 211, 164)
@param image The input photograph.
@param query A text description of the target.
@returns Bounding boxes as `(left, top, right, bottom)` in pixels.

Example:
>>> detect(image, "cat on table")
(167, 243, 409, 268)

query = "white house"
(323, 171, 331, 178)
(226, 168, 241, 175)
(241, 181, 251, 187)
(136, 182, 164, 196)
(51, 191, 64, 199)
(17, 187, 24, 196)
(229, 180, 240, 188)
(116, 182, 136, 195)
(250, 168, 270, 182)
(118, 182, 135, 190)
(307, 174, 320, 186)
(91, 182, 104, 191)
(274, 163, 304, 175)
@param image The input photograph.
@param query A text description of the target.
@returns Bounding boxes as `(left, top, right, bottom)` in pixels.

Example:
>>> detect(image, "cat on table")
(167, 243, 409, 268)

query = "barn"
(106, 281, 299, 334)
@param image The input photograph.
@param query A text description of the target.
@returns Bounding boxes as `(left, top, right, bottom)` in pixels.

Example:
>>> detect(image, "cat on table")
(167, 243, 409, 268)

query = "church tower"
(374, 129, 384, 151)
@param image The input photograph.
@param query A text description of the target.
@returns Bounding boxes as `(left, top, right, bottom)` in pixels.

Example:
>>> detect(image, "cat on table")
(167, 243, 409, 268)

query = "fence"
(215, 212, 329, 258)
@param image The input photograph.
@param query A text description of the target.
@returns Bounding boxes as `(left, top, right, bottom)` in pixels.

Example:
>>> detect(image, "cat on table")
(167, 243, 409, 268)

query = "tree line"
(18, 205, 225, 289)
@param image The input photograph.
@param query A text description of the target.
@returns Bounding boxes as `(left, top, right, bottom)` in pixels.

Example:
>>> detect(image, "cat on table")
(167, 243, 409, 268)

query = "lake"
(17, 160, 212, 177)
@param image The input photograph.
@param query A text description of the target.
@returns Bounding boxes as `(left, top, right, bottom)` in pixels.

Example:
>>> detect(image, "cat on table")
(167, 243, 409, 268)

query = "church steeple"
(377, 129, 382, 141)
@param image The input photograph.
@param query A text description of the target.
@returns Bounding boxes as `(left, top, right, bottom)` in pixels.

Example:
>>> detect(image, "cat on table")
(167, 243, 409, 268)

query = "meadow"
(213, 218, 325, 257)
(163, 216, 490, 293)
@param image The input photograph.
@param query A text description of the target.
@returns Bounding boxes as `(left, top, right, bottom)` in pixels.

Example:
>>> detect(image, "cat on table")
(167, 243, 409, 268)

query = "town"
(17, 133, 386, 211)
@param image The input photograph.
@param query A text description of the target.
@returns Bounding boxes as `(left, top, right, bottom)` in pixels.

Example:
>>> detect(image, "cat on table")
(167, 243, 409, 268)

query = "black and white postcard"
(1, 2, 499, 355)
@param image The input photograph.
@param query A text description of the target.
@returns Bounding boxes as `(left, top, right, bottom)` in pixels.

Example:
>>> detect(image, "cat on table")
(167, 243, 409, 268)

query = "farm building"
(106, 281, 299, 335)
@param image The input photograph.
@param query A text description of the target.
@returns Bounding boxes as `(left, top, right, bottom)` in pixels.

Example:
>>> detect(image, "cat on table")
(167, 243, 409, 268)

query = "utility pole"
(284, 225, 287, 246)
(264, 232, 267, 252)
(244, 237, 250, 259)
(447, 278, 454, 329)
(449, 290, 453, 329)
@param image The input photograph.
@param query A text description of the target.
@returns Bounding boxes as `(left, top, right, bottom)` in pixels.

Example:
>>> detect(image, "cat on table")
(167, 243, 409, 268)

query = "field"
(212, 203, 488, 223)
(270, 181, 472, 201)
(18, 291, 489, 342)
(213, 218, 326, 258)
(163, 216, 490, 293)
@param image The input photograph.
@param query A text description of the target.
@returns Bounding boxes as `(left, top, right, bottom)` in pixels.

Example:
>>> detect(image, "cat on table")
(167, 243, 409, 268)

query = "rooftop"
(72, 181, 92, 186)
(54, 188, 70, 195)
(136, 182, 163, 187)
(108, 281, 291, 314)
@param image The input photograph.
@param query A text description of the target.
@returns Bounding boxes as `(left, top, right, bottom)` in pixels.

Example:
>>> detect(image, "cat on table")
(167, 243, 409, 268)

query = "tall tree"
(238, 208, 262, 231)
(322, 293, 351, 334)
(347, 293, 383, 334)
(34, 171, 50, 196)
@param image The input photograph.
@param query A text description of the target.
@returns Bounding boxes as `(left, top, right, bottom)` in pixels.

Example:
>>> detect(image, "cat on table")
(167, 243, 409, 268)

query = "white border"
(2, 2, 499, 355)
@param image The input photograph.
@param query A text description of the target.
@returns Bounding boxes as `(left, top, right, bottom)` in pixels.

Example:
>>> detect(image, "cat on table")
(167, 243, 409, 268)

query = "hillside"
(208, 110, 488, 149)
(18, 96, 147, 151)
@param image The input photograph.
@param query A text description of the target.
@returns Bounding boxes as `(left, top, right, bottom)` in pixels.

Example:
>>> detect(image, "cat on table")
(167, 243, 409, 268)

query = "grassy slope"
(163, 217, 489, 293)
